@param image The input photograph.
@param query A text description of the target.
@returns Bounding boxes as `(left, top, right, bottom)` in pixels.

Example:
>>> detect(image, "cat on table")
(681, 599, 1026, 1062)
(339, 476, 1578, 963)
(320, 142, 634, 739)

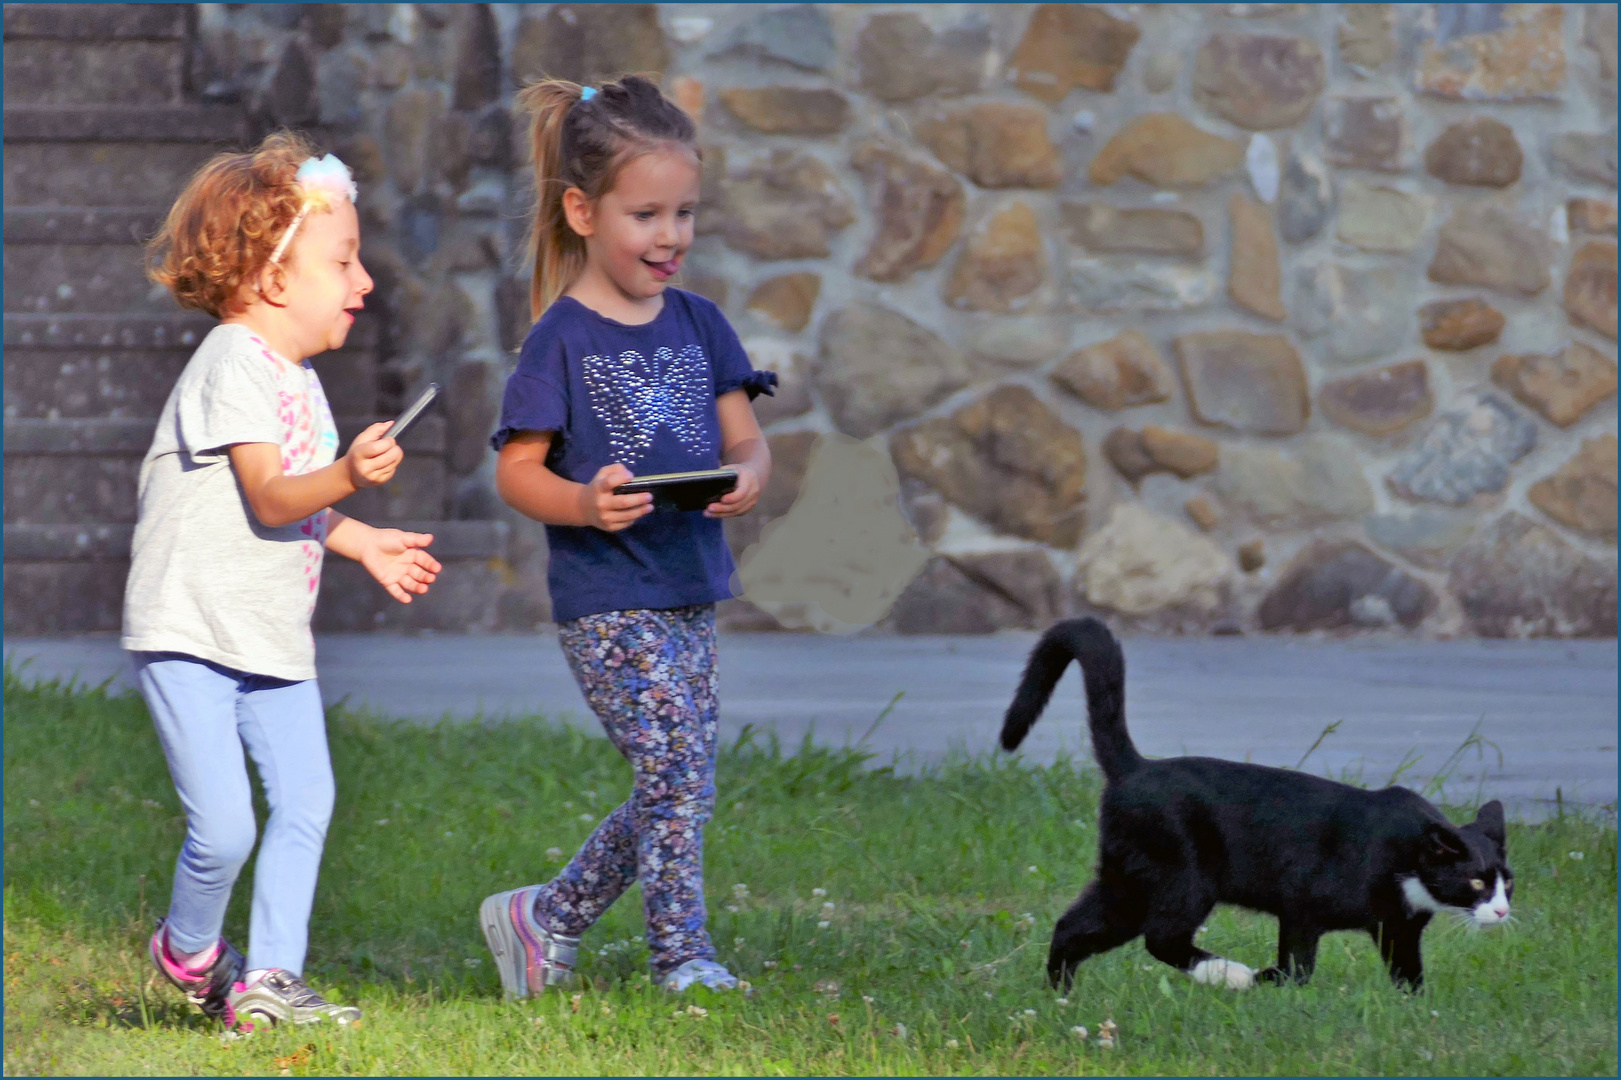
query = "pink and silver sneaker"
(479, 886, 579, 999)
(148, 918, 246, 1026)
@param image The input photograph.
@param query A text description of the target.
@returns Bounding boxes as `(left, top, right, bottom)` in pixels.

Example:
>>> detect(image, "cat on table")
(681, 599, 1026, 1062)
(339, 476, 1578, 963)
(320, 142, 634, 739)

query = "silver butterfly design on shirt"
(581, 345, 714, 470)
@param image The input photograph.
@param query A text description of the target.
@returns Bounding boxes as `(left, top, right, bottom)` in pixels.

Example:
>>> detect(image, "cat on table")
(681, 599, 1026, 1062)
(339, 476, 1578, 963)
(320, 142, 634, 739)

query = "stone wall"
(179, 4, 1618, 636)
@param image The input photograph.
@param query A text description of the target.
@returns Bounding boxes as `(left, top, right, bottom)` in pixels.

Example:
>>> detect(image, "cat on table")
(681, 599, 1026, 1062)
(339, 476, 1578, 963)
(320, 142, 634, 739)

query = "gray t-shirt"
(122, 323, 339, 680)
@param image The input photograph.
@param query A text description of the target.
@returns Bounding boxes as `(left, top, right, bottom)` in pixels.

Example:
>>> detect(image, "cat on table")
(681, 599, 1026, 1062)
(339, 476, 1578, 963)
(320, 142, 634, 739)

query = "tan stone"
(1143, 53, 1179, 94)
(855, 11, 990, 102)
(1141, 425, 1220, 478)
(1050, 331, 1175, 411)
(890, 385, 1089, 547)
(670, 76, 704, 126)
(746, 272, 820, 333)
(1193, 31, 1325, 131)
(1323, 96, 1407, 172)
(1335, 181, 1432, 254)
(1103, 427, 1157, 484)
(1424, 116, 1523, 187)
(1420, 297, 1505, 351)
(1587, 4, 1618, 81)
(1491, 342, 1619, 427)
(918, 103, 1062, 189)
(1569, 198, 1619, 234)
(942, 201, 1046, 313)
(851, 142, 966, 283)
(1008, 3, 1141, 101)
(1062, 202, 1203, 258)
(1185, 495, 1222, 531)
(717, 87, 849, 135)
(1075, 504, 1234, 616)
(1529, 436, 1619, 541)
(1416, 4, 1566, 101)
(1067, 260, 1217, 313)
(1217, 436, 1375, 525)
(1088, 113, 1244, 188)
(1238, 538, 1267, 573)
(1319, 360, 1434, 438)
(721, 150, 855, 260)
(511, 3, 668, 85)
(1428, 205, 1551, 297)
(1228, 194, 1285, 322)
(1449, 512, 1618, 638)
(1175, 331, 1310, 436)
(815, 302, 971, 439)
(1338, 4, 1396, 70)
(1565, 242, 1619, 340)
(1550, 131, 1618, 187)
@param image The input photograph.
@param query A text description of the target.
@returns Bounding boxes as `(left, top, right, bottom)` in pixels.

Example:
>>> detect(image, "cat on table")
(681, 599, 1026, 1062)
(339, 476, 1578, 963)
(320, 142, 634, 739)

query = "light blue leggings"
(131, 652, 334, 976)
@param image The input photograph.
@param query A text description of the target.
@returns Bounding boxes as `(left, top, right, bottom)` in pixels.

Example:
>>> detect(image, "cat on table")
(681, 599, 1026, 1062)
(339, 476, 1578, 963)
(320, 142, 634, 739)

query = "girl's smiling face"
(273, 199, 373, 358)
(566, 145, 701, 311)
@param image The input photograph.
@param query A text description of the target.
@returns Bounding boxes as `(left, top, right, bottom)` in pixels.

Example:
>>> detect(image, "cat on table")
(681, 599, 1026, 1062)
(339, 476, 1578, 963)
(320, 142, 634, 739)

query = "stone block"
(1420, 298, 1504, 351)
(712, 5, 835, 72)
(1550, 131, 1618, 187)
(718, 87, 850, 135)
(857, 11, 991, 102)
(1416, 4, 1566, 101)
(3, 350, 187, 419)
(851, 142, 966, 283)
(1259, 541, 1436, 631)
(1007, 3, 1140, 101)
(1338, 4, 1397, 71)
(1335, 181, 1432, 253)
(1193, 32, 1325, 130)
(1062, 202, 1203, 258)
(942, 201, 1046, 313)
(3, 560, 129, 634)
(1228, 194, 1285, 320)
(1365, 508, 1478, 570)
(1528, 436, 1618, 540)
(511, 3, 668, 86)
(3, 141, 222, 208)
(1448, 513, 1617, 638)
(1088, 113, 1244, 188)
(917, 103, 1062, 189)
(1564, 242, 1618, 340)
(1216, 435, 1374, 526)
(886, 551, 1065, 634)
(3, 454, 140, 524)
(1174, 331, 1309, 435)
(1323, 96, 1407, 172)
(1074, 503, 1233, 616)
(2, 39, 183, 106)
(1425, 117, 1524, 187)
(1278, 151, 1334, 243)
(1568, 198, 1618, 234)
(1319, 360, 1433, 438)
(1294, 263, 1414, 364)
(1067, 259, 1217, 314)
(721, 150, 854, 260)
(1050, 330, 1175, 411)
(745, 273, 820, 333)
(1491, 342, 1618, 427)
(814, 303, 970, 439)
(741, 340, 814, 427)
(315, 552, 503, 633)
(1386, 392, 1537, 505)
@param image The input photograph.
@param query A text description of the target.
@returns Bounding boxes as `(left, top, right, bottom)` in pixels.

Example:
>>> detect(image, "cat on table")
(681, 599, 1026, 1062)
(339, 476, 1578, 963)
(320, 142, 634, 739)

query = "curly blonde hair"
(146, 131, 326, 319)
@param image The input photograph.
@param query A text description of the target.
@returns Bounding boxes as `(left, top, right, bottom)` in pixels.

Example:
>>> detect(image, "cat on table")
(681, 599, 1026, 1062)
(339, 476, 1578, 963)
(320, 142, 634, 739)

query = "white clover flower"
(817, 920, 831, 929)
(463, 957, 481, 968)
(1071, 1024, 1088, 1039)
(862, 994, 874, 1004)
(811, 887, 827, 898)
(763, 960, 778, 969)
(732, 883, 750, 896)
(734, 937, 746, 947)
(584, 790, 597, 800)
(1056, 997, 1069, 1005)
(822, 901, 835, 913)
(375, 818, 389, 826)
(562, 801, 574, 810)
(1570, 851, 1586, 860)
(579, 813, 594, 823)
(1027, 865, 1039, 874)
(444, 831, 454, 838)
(1098, 1038, 1116, 1050)
(1023, 1008, 1037, 1018)
(726, 904, 741, 913)
(946, 1038, 960, 1049)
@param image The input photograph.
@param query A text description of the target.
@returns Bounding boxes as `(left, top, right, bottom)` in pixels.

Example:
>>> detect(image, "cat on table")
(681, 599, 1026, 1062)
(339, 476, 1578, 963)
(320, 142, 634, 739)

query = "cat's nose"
(1492, 904, 1509, 918)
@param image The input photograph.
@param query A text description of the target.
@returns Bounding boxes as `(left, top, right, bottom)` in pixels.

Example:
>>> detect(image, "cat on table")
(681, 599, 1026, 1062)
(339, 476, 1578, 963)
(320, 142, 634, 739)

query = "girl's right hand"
(581, 463, 653, 532)
(345, 421, 403, 489)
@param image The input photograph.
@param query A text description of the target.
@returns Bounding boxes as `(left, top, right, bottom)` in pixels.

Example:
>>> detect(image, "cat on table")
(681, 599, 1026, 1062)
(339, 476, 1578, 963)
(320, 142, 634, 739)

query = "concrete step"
(3, 520, 509, 635)
(3, 4, 189, 41)
(4, 415, 448, 525)
(4, 206, 168, 245)
(4, 141, 223, 207)
(4, 312, 379, 351)
(5, 242, 176, 315)
(4, 105, 249, 144)
(3, 38, 186, 106)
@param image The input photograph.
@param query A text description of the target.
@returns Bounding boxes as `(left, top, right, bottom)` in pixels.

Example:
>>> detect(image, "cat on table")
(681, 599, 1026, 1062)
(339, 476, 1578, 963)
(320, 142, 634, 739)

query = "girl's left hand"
(704, 464, 762, 519)
(360, 529, 442, 603)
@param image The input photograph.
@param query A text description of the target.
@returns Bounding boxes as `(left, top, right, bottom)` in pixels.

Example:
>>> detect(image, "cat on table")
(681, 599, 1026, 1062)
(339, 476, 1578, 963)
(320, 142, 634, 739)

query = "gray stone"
(1335, 181, 1432, 253)
(814, 303, 970, 439)
(890, 385, 1089, 547)
(1294, 263, 1414, 365)
(1173, 330, 1310, 435)
(1550, 131, 1618, 187)
(1193, 32, 1325, 130)
(261, 37, 317, 128)
(1067, 259, 1217, 314)
(384, 85, 445, 196)
(468, 106, 513, 169)
(511, 3, 669, 85)
(742, 341, 814, 427)
(1216, 435, 1375, 526)
(1338, 4, 1397, 71)
(1587, 4, 1618, 81)
(452, 2, 502, 112)
(1278, 151, 1333, 243)
(1425, 116, 1524, 187)
(715, 4, 836, 72)
(857, 11, 991, 102)
(1259, 541, 1437, 631)
(886, 551, 1065, 634)
(721, 150, 855, 260)
(966, 318, 1070, 370)
(445, 359, 495, 477)
(1323, 96, 1407, 171)
(1449, 513, 1618, 638)
(1386, 392, 1538, 506)
(1366, 508, 1479, 570)
(315, 48, 365, 127)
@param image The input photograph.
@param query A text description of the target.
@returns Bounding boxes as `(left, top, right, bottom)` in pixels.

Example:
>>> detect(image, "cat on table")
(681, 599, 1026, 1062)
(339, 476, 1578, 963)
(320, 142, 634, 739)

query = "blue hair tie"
(580, 86, 597, 101)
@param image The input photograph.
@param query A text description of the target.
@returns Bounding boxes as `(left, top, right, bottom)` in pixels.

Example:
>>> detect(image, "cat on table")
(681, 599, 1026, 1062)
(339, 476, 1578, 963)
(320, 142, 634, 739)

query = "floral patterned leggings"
(531, 604, 719, 976)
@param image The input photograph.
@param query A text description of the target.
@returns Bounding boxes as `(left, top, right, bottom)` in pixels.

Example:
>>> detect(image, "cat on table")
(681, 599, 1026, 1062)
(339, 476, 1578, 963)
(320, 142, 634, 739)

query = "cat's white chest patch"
(1471, 877, 1511, 926)
(1401, 876, 1445, 914)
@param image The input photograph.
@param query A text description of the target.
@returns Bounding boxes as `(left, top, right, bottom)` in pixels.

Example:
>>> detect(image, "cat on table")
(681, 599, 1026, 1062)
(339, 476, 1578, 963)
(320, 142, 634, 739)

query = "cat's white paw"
(1190, 958, 1255, 991)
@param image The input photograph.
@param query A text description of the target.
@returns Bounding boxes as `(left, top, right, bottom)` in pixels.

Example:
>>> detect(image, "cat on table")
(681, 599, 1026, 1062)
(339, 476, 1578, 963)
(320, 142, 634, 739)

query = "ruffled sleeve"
(718, 368, 779, 400)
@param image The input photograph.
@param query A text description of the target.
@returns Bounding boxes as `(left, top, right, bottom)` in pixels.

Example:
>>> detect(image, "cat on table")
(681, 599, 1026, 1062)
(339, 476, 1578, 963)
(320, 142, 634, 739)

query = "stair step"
(4, 206, 167, 245)
(5, 241, 176, 315)
(4, 105, 250, 144)
(3, 38, 185, 107)
(4, 141, 224, 208)
(4, 519, 507, 561)
(4, 4, 188, 41)
(3, 313, 379, 352)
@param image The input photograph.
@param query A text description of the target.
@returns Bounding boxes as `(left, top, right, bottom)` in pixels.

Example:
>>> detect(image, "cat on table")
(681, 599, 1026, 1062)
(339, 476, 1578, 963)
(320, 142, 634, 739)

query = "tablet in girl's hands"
(614, 469, 738, 512)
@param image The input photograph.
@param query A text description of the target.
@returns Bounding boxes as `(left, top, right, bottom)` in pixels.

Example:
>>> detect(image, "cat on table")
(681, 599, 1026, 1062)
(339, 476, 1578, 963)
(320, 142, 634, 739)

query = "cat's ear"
(1422, 822, 1467, 861)
(1472, 800, 1506, 850)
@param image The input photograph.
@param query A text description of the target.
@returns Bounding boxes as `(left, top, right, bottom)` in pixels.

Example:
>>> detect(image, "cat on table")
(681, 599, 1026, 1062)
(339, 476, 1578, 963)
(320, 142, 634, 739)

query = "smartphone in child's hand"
(614, 469, 739, 513)
(385, 382, 441, 442)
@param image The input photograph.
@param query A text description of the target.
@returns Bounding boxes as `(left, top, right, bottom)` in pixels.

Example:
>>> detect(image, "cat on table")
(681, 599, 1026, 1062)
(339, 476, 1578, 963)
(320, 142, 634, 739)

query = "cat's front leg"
(1256, 919, 1321, 986)
(1373, 919, 1426, 991)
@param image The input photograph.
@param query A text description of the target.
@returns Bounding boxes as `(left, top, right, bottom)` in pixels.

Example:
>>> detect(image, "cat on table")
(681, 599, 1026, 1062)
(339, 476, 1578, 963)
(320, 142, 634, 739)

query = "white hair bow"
(269, 154, 359, 264)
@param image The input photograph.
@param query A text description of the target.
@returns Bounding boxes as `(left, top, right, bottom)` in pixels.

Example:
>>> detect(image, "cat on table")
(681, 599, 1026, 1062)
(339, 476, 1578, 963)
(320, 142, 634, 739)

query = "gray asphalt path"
(7, 633, 1616, 821)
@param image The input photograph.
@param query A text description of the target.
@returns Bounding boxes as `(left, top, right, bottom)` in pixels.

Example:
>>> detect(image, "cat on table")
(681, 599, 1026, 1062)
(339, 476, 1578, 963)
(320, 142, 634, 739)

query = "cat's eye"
(1470, 878, 1485, 890)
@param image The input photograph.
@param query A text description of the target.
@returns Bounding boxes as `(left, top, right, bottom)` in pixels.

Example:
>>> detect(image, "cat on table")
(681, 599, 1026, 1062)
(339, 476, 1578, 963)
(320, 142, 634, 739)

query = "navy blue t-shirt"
(491, 289, 775, 622)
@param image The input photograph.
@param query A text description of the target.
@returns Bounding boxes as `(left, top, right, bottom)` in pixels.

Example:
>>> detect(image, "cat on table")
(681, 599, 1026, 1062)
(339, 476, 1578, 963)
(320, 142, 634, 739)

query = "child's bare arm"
(704, 389, 771, 519)
(325, 511, 441, 603)
(229, 422, 400, 528)
(495, 431, 653, 532)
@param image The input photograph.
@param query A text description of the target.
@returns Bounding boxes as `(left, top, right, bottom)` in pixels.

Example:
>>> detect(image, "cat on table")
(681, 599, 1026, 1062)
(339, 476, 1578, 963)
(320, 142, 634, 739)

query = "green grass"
(4, 670, 1616, 1076)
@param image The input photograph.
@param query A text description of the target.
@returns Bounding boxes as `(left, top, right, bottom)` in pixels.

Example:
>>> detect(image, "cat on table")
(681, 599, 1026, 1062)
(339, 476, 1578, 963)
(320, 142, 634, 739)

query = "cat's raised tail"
(999, 618, 1144, 782)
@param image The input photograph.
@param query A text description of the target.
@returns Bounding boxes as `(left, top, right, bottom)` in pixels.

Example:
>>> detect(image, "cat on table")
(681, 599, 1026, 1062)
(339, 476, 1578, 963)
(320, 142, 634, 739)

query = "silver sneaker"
(227, 970, 361, 1028)
(480, 886, 580, 999)
(662, 958, 739, 992)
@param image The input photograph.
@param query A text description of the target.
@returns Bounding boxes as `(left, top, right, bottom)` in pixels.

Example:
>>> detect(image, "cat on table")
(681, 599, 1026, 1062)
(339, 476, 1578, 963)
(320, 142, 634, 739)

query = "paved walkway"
(7, 633, 1616, 821)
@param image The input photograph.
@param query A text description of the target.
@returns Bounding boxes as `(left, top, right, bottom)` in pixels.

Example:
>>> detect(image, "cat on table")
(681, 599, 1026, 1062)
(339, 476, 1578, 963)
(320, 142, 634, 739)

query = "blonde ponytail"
(517, 79, 589, 320)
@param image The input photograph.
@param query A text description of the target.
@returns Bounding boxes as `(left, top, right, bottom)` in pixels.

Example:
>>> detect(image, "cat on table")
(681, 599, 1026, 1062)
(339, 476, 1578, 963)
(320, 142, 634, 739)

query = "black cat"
(1000, 618, 1514, 992)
